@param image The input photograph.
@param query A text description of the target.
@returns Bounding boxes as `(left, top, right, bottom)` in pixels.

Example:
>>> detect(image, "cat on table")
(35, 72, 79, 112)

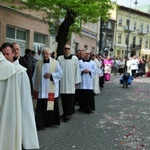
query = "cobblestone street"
(37, 75, 150, 150)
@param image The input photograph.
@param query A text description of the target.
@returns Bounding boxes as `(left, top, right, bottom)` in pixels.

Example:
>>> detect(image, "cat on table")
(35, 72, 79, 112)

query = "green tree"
(1, 0, 115, 56)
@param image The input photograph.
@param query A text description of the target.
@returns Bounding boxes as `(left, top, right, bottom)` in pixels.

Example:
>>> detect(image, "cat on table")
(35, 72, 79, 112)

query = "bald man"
(32, 47, 63, 130)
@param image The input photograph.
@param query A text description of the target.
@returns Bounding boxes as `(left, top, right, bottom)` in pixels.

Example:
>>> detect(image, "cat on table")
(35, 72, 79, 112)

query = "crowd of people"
(111, 55, 150, 78)
(1, 42, 150, 150)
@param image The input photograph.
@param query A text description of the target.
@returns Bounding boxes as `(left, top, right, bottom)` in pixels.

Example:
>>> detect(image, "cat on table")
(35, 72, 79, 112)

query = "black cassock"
(35, 98, 60, 130)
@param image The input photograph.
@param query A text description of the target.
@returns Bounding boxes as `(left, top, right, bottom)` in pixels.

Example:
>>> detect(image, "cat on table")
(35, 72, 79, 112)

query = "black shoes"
(60, 114, 71, 122)
(36, 126, 44, 131)
(78, 108, 93, 114)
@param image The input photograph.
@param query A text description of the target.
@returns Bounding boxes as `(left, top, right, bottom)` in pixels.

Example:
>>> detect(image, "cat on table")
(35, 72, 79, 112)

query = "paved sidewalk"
(36, 75, 150, 150)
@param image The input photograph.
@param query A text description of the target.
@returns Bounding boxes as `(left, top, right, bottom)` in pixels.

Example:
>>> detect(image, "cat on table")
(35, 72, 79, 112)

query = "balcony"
(124, 26, 134, 32)
(138, 29, 148, 35)
(130, 44, 141, 49)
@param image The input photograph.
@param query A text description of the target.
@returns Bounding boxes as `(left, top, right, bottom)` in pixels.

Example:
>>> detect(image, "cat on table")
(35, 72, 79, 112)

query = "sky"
(111, 0, 149, 8)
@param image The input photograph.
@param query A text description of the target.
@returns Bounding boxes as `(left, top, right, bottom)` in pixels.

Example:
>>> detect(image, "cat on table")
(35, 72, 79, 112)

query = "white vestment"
(32, 57, 63, 98)
(0, 53, 22, 150)
(57, 55, 81, 93)
(92, 58, 100, 94)
(13, 59, 39, 149)
(130, 59, 139, 70)
(78, 60, 98, 90)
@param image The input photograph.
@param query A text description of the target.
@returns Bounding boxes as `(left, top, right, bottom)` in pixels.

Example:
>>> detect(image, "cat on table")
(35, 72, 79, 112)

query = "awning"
(141, 49, 150, 55)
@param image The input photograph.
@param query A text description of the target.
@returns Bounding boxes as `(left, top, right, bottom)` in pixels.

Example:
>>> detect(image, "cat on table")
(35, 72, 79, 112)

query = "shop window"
(34, 33, 46, 44)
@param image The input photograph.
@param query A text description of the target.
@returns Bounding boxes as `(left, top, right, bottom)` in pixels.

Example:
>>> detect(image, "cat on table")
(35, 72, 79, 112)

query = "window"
(6, 26, 26, 41)
(146, 24, 149, 32)
(132, 36, 136, 47)
(84, 45, 88, 50)
(145, 39, 148, 48)
(17, 29, 26, 40)
(75, 42, 79, 52)
(118, 17, 122, 26)
(126, 19, 129, 26)
(139, 37, 142, 47)
(108, 22, 112, 29)
(133, 21, 136, 30)
(118, 33, 122, 44)
(34, 33, 46, 44)
(6, 26, 15, 39)
(140, 23, 143, 31)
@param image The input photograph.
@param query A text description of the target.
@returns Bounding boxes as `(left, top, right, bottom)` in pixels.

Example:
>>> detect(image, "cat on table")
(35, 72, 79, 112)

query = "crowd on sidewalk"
(1, 42, 150, 150)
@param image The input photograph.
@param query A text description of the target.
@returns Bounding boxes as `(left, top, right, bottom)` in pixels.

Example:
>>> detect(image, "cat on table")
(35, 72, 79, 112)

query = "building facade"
(0, 4, 50, 56)
(100, 19, 116, 57)
(70, 22, 99, 54)
(114, 5, 150, 58)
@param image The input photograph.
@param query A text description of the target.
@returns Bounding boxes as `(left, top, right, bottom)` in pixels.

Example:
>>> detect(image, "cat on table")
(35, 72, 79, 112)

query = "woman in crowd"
(118, 58, 125, 75)
(104, 56, 113, 81)
(138, 57, 146, 77)
(130, 55, 139, 78)
(146, 58, 150, 77)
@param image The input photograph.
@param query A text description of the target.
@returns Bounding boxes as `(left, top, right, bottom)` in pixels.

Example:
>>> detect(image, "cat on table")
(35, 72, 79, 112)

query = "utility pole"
(126, 0, 138, 58)
(99, 18, 103, 55)
(126, 11, 130, 58)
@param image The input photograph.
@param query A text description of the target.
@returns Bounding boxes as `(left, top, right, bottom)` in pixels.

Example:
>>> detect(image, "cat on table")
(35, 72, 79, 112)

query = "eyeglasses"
(64, 48, 70, 50)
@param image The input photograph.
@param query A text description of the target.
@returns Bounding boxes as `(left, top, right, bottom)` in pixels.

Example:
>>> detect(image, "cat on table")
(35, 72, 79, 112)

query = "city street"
(37, 75, 150, 150)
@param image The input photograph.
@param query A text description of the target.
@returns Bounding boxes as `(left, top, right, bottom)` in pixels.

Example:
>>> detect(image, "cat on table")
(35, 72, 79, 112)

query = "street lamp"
(126, 0, 138, 58)
(99, 18, 103, 55)
(134, 0, 138, 5)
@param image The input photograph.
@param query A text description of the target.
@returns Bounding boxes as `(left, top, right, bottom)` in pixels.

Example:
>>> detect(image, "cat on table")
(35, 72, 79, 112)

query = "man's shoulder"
(57, 55, 64, 60)
(72, 55, 78, 59)
(19, 56, 31, 69)
(19, 56, 28, 64)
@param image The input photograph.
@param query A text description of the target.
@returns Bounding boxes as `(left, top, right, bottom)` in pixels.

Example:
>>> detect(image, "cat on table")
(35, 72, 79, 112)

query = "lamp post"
(99, 18, 103, 55)
(126, 8, 130, 58)
(126, 0, 138, 58)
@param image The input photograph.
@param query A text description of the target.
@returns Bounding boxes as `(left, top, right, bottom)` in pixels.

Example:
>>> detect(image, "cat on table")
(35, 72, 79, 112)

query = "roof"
(118, 5, 150, 18)
(135, 5, 150, 14)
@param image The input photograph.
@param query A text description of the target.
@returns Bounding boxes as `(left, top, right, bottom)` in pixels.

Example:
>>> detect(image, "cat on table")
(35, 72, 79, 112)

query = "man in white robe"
(0, 52, 22, 150)
(57, 44, 81, 122)
(91, 53, 100, 94)
(1, 43, 39, 149)
(32, 47, 63, 130)
(77, 50, 98, 113)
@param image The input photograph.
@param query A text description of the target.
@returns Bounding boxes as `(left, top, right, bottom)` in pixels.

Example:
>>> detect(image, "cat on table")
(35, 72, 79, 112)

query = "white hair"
(42, 47, 52, 53)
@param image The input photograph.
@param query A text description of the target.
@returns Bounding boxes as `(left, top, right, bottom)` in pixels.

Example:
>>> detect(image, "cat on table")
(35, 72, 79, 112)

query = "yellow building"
(114, 5, 150, 58)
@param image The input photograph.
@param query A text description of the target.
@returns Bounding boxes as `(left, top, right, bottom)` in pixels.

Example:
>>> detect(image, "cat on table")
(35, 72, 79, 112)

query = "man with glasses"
(57, 44, 81, 122)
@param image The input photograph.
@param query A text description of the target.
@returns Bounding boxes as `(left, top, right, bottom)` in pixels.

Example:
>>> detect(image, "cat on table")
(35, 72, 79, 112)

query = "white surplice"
(13, 59, 39, 149)
(57, 55, 81, 94)
(32, 57, 63, 98)
(78, 60, 98, 90)
(92, 58, 100, 94)
(0, 53, 22, 150)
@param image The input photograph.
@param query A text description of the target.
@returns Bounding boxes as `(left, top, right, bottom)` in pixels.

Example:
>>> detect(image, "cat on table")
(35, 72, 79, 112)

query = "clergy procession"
(1, 42, 150, 150)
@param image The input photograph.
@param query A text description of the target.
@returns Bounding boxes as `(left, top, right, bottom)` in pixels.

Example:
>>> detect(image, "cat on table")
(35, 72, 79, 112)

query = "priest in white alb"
(0, 52, 22, 150)
(57, 44, 81, 122)
(32, 47, 63, 130)
(91, 53, 100, 95)
(77, 50, 98, 113)
(1, 42, 39, 150)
